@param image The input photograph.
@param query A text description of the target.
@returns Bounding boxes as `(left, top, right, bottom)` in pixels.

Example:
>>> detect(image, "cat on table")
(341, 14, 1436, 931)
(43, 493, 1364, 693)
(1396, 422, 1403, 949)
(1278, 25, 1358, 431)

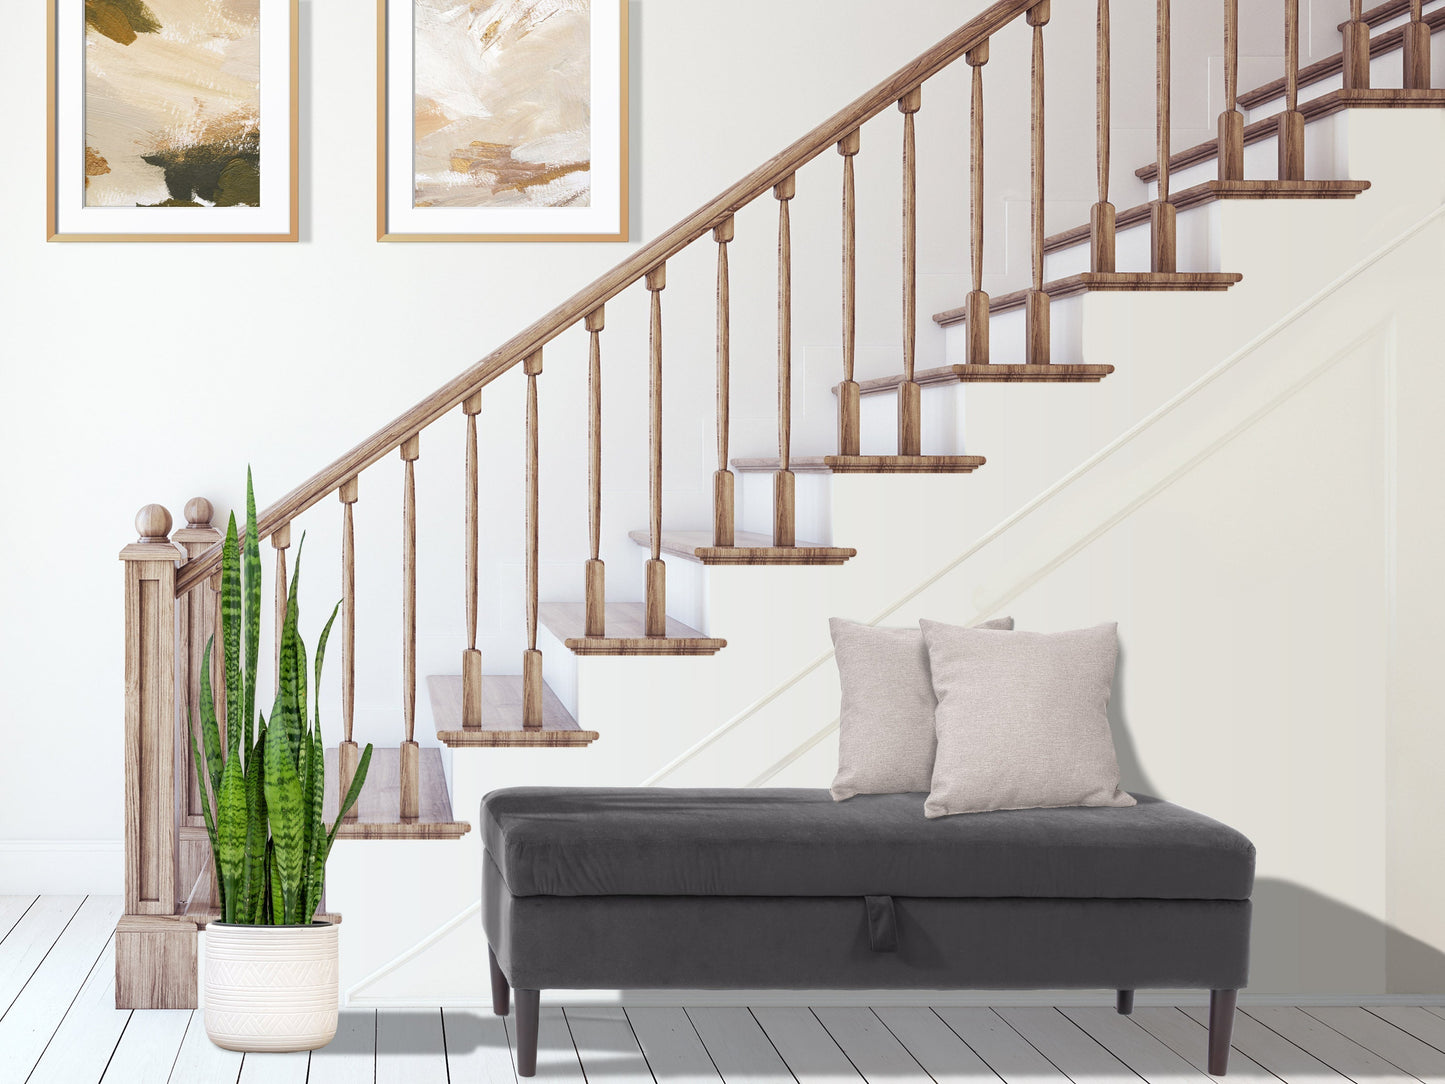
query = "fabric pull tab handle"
(865, 895, 898, 952)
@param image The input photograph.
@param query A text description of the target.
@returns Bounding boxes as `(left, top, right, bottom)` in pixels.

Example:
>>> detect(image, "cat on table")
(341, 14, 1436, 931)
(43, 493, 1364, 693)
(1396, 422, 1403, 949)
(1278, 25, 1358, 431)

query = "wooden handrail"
(172, 0, 1037, 597)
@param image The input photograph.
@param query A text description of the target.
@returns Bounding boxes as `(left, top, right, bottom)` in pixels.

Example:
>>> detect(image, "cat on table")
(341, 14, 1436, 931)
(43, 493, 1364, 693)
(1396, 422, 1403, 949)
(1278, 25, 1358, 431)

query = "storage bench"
(481, 788, 1254, 1076)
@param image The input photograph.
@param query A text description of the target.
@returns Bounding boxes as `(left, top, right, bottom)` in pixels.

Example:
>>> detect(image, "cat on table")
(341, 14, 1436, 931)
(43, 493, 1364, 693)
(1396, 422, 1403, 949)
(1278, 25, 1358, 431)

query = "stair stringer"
(329, 138, 1445, 1006)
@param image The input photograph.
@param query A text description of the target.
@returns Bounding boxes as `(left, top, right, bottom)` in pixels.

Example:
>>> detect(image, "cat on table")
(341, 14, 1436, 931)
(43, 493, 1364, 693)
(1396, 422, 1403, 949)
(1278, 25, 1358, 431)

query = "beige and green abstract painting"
(413, 0, 592, 209)
(84, 0, 262, 208)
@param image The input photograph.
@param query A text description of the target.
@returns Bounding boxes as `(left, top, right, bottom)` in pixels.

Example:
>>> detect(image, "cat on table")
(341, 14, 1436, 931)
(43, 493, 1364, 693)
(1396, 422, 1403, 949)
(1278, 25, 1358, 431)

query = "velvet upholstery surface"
(481, 789, 1256, 900)
(483, 853, 1253, 992)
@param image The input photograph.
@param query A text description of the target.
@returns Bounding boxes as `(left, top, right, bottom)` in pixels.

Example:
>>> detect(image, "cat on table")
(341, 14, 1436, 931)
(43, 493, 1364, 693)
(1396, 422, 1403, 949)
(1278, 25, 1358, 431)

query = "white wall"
(0, 0, 1353, 889)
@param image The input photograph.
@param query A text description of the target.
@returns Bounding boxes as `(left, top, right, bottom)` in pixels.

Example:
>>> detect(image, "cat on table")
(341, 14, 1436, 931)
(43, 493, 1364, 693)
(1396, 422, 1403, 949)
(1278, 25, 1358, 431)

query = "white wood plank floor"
(5, 897, 1445, 1084)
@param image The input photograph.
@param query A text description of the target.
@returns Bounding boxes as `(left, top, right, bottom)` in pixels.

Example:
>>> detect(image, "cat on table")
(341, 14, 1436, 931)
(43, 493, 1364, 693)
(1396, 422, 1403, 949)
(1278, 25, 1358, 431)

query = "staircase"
(116, 0, 1444, 1008)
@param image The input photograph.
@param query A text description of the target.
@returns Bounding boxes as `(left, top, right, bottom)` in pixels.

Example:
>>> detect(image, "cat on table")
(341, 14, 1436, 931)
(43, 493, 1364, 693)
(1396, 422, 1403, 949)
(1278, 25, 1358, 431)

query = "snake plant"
(189, 471, 373, 925)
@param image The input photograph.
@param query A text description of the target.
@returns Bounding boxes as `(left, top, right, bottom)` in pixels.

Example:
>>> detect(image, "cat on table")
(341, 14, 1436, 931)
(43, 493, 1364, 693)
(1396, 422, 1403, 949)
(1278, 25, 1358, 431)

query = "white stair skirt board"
(325, 109, 1445, 1005)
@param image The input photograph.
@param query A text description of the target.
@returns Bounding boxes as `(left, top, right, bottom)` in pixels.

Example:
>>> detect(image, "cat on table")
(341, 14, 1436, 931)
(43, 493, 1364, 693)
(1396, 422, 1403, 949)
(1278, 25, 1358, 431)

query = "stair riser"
(1146, 114, 1346, 199)
(941, 296, 1086, 371)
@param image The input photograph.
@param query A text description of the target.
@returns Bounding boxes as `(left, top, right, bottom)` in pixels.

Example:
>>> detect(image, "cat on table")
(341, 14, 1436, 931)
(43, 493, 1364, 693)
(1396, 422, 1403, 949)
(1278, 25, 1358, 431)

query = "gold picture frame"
(377, 0, 629, 243)
(47, 0, 299, 243)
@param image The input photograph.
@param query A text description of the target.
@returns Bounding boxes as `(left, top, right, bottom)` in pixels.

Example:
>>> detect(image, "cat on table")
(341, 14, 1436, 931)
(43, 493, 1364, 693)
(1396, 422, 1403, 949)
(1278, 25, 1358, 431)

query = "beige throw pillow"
(830, 616, 1013, 801)
(920, 620, 1135, 818)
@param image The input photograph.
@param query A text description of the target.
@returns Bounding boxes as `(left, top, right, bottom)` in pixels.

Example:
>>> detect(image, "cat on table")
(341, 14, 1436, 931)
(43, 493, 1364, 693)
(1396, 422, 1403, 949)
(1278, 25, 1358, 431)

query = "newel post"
(117, 503, 197, 1009)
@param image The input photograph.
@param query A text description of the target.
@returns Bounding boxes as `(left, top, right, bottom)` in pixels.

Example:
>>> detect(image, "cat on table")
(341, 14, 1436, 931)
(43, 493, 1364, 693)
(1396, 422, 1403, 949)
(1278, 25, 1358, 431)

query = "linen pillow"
(829, 616, 1013, 801)
(920, 620, 1135, 818)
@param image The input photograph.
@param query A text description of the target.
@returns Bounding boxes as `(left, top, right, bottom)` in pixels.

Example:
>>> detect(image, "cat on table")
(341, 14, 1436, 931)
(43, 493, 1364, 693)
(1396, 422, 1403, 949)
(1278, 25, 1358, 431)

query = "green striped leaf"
(186, 706, 222, 918)
(221, 514, 243, 759)
(241, 727, 268, 925)
(264, 702, 306, 924)
(197, 638, 223, 801)
(216, 753, 247, 923)
(303, 730, 325, 922)
(266, 840, 280, 924)
(242, 470, 261, 755)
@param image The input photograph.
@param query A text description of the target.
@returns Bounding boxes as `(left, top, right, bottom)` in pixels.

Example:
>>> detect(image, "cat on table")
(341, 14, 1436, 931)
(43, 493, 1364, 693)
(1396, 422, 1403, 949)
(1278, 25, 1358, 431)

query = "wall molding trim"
(0, 840, 123, 894)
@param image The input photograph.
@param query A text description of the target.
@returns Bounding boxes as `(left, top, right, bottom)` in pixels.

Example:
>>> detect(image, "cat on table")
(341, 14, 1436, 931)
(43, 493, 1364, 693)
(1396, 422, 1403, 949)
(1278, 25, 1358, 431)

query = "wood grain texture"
(587, 305, 603, 566)
(713, 469, 735, 549)
(735, 454, 986, 473)
(340, 481, 356, 744)
(525, 367, 540, 653)
(272, 523, 290, 679)
(465, 408, 479, 651)
(1342, 17, 1371, 91)
(584, 559, 606, 639)
(1404, 14, 1432, 89)
(837, 381, 861, 457)
(849, 363, 1111, 395)
(399, 740, 419, 821)
(897, 381, 923, 455)
(542, 602, 726, 656)
(522, 648, 544, 729)
(462, 649, 484, 728)
(839, 129, 859, 405)
(772, 470, 797, 547)
(1137, 88, 1445, 184)
(1250, 7, 1445, 107)
(629, 529, 856, 566)
(967, 49, 990, 364)
(1218, 0, 1244, 179)
(935, 271, 1244, 325)
(172, 0, 1080, 597)
(402, 449, 417, 744)
(174, 518, 220, 831)
(1155, 0, 1171, 203)
(901, 92, 919, 386)
(1042, 179, 1371, 253)
(1150, 199, 1177, 274)
(1029, 11, 1047, 292)
(115, 915, 195, 1009)
(1091, 0, 1115, 272)
(1277, 109, 1306, 181)
(645, 558, 667, 638)
(338, 740, 360, 822)
(430, 675, 598, 747)
(776, 179, 794, 473)
(1025, 290, 1051, 365)
(122, 546, 179, 917)
(648, 266, 666, 565)
(322, 746, 470, 839)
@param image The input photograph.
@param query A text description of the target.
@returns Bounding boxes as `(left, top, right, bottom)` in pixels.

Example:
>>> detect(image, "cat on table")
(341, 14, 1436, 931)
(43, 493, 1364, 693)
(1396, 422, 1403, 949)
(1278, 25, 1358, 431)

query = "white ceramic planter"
(204, 921, 339, 1052)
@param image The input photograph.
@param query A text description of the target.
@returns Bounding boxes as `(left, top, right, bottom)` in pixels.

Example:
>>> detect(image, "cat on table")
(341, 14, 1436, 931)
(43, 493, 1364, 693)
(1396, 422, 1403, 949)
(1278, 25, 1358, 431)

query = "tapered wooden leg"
(1116, 989, 1134, 1015)
(1025, 290, 1050, 365)
(1217, 111, 1244, 182)
(1209, 989, 1237, 1075)
(399, 740, 419, 820)
(1090, 202, 1116, 274)
(838, 381, 861, 457)
(489, 948, 510, 1016)
(462, 649, 483, 729)
(1403, 22, 1431, 90)
(516, 989, 541, 1077)
(712, 470, 735, 548)
(1277, 111, 1305, 182)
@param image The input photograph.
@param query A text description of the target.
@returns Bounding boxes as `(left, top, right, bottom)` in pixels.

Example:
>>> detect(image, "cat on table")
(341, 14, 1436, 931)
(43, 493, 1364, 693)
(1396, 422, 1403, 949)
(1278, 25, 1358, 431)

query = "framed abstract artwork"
(379, 0, 629, 242)
(47, 0, 298, 243)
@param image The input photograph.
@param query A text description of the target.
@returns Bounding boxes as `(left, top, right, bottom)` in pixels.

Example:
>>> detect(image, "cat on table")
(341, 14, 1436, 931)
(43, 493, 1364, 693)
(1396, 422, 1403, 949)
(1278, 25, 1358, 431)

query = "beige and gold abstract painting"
(84, 0, 262, 208)
(413, 0, 592, 209)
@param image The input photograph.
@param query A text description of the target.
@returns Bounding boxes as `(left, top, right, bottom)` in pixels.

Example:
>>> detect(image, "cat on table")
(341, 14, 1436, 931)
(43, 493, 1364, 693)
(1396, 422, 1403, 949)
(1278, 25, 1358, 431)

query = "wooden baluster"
(898, 88, 923, 454)
(713, 218, 736, 546)
(774, 175, 797, 544)
(1278, 0, 1305, 181)
(523, 350, 545, 728)
(1092, 0, 1115, 272)
(175, 499, 221, 909)
(645, 268, 668, 636)
(1152, 0, 1177, 273)
(1218, 0, 1245, 180)
(966, 41, 990, 365)
(338, 476, 360, 818)
(838, 131, 861, 456)
(400, 434, 420, 819)
(271, 522, 291, 677)
(1341, 0, 1370, 91)
(1027, 3, 1052, 364)
(118, 503, 193, 1009)
(462, 392, 484, 727)
(585, 308, 606, 638)
(1404, 0, 1432, 90)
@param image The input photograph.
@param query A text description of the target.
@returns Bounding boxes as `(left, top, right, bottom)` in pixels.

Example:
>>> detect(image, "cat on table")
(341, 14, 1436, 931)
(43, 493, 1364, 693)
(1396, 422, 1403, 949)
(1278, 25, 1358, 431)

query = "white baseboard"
(0, 841, 123, 894)
(345, 989, 1445, 1010)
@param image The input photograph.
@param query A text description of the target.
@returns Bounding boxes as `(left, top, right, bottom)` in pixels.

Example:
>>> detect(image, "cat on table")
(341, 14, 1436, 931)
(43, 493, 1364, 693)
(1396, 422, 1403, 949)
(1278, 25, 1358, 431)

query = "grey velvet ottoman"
(481, 789, 1254, 1077)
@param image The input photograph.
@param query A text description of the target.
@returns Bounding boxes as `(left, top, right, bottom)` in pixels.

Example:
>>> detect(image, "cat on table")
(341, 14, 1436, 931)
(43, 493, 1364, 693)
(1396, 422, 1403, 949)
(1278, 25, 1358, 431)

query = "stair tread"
(1043, 180, 1372, 255)
(732, 455, 986, 474)
(629, 529, 856, 565)
(322, 746, 471, 840)
(935, 272, 1243, 327)
(540, 601, 726, 655)
(428, 674, 599, 747)
(1138, 88, 1445, 184)
(1247, 4, 1445, 109)
(845, 364, 1117, 396)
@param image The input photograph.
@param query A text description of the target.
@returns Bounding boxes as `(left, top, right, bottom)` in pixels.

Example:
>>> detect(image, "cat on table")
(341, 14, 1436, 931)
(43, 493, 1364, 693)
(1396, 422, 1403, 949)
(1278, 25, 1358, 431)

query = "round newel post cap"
(135, 503, 173, 542)
(184, 497, 215, 528)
